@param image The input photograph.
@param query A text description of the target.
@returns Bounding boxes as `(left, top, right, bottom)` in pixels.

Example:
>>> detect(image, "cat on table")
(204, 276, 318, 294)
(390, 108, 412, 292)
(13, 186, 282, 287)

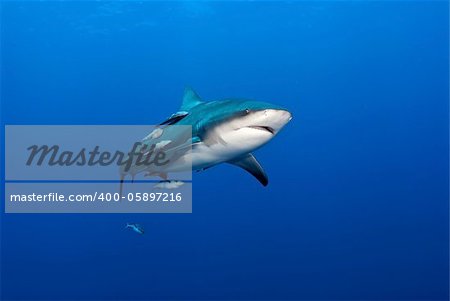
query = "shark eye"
(245, 109, 250, 114)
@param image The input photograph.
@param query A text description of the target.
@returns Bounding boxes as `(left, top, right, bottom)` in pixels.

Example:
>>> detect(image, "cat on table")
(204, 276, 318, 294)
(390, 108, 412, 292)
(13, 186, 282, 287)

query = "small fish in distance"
(125, 223, 144, 235)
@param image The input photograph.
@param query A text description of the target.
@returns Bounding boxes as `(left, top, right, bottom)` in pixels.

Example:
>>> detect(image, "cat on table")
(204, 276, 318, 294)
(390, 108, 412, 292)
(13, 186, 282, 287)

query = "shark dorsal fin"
(181, 87, 203, 111)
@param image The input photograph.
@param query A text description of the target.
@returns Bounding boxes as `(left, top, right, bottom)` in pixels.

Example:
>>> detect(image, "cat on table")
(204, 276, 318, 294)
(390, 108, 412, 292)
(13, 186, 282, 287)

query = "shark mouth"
(248, 126, 275, 135)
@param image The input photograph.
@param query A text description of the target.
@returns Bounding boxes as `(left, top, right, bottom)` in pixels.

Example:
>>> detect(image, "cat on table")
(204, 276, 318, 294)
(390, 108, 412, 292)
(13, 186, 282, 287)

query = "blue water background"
(1, 1, 449, 300)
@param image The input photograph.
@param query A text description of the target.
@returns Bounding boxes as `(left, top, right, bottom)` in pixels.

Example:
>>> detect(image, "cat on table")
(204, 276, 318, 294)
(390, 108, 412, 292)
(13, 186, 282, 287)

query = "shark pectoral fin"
(181, 87, 204, 111)
(227, 153, 268, 186)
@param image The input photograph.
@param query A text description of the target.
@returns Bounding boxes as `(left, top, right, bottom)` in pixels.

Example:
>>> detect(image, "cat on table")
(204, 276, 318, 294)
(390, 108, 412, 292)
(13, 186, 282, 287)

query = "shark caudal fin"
(181, 87, 204, 111)
(227, 153, 269, 186)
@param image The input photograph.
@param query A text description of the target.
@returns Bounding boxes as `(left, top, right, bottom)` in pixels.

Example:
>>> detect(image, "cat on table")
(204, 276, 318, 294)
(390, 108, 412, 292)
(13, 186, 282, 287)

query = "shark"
(119, 88, 292, 191)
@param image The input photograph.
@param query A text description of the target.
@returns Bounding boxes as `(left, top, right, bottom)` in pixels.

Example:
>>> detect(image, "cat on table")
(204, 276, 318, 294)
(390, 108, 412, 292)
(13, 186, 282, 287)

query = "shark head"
(201, 100, 292, 154)
(229, 100, 292, 136)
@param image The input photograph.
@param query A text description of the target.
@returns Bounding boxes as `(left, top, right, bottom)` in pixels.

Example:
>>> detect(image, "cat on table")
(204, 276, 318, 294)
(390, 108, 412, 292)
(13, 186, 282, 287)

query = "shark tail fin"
(181, 87, 204, 111)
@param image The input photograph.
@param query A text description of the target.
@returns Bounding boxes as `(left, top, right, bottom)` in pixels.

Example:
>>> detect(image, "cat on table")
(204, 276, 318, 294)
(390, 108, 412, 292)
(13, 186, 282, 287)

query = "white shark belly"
(161, 143, 239, 172)
(166, 127, 273, 172)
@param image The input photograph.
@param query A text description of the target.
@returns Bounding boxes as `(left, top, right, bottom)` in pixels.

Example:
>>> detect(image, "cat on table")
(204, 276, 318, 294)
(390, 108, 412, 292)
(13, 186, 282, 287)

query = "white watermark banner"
(4, 125, 193, 213)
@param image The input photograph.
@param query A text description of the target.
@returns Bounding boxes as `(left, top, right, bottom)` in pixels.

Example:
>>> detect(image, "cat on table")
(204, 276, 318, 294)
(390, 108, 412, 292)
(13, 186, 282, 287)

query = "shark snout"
(262, 109, 292, 134)
(278, 109, 292, 122)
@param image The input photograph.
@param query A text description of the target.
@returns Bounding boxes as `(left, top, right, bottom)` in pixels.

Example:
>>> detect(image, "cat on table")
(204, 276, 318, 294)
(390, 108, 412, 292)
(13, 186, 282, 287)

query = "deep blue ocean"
(1, 1, 449, 300)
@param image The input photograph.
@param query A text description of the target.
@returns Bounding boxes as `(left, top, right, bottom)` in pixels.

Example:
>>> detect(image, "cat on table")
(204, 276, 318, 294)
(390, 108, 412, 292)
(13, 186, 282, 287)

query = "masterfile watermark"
(4, 125, 193, 213)
(26, 142, 170, 172)
(5, 183, 192, 213)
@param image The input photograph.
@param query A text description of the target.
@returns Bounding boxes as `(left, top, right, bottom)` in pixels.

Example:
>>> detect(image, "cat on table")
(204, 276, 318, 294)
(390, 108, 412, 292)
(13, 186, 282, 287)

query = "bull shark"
(120, 88, 292, 192)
